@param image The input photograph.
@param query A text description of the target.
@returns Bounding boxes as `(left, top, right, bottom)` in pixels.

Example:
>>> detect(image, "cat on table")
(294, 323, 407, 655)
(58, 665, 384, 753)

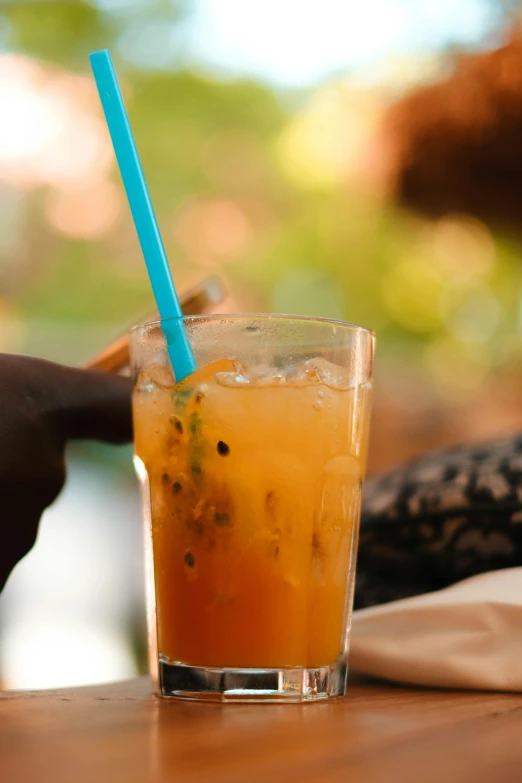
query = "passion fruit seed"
(214, 512, 231, 527)
(161, 473, 170, 484)
(172, 481, 182, 494)
(171, 417, 183, 434)
(217, 440, 230, 456)
(184, 551, 195, 568)
(194, 384, 208, 405)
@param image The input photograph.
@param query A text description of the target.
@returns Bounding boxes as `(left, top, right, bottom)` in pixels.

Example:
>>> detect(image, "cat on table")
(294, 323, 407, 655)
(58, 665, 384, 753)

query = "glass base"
(158, 656, 348, 702)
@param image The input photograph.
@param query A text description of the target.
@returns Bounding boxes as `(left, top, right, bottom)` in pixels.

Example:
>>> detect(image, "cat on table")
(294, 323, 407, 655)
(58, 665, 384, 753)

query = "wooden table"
(2, 676, 522, 782)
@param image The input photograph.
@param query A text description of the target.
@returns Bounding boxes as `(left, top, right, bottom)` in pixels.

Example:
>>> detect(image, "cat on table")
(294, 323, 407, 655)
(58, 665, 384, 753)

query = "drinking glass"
(131, 314, 374, 702)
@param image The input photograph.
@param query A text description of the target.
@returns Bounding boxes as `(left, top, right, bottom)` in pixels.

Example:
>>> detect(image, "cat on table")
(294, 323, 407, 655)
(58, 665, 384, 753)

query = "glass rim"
(130, 312, 375, 339)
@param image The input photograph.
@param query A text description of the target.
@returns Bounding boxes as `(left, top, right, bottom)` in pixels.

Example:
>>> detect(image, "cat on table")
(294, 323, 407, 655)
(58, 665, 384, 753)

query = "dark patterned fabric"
(355, 434, 522, 609)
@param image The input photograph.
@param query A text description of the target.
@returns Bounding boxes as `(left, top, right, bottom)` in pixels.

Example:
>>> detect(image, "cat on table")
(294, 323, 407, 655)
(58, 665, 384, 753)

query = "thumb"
(51, 365, 133, 444)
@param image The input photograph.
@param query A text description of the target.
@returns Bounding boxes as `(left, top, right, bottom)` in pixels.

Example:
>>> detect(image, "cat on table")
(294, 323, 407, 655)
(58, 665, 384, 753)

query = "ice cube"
(136, 363, 176, 391)
(215, 359, 253, 387)
(301, 358, 353, 391)
(176, 358, 239, 392)
(216, 372, 251, 387)
(246, 365, 285, 385)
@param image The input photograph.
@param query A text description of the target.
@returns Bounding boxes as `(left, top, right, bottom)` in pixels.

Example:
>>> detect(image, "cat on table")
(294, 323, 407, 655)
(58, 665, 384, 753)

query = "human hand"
(0, 354, 132, 592)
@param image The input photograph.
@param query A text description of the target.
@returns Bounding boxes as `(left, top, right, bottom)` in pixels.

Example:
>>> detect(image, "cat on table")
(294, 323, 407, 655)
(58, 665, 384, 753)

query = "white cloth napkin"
(350, 567, 522, 691)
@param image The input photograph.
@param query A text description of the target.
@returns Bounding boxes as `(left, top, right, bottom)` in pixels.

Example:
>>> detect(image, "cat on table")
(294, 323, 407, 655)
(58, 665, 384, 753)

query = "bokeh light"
(431, 215, 496, 281)
(45, 180, 124, 240)
(382, 258, 443, 333)
(173, 197, 256, 266)
(0, 54, 112, 190)
(278, 85, 384, 189)
(440, 281, 500, 345)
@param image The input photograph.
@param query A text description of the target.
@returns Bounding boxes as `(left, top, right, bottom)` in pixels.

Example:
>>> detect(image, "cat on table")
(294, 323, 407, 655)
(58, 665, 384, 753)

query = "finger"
(51, 366, 133, 444)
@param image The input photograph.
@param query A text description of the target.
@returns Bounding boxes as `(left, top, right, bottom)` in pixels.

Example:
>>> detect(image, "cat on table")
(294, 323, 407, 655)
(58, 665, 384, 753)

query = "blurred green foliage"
(0, 0, 521, 395)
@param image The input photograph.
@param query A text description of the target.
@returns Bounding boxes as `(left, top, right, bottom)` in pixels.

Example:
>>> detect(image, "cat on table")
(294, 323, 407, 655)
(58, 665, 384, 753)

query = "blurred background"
(2, 0, 522, 689)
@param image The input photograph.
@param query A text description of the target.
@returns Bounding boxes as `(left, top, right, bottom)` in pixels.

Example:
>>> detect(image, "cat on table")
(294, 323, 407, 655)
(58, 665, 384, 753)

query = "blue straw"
(89, 49, 196, 381)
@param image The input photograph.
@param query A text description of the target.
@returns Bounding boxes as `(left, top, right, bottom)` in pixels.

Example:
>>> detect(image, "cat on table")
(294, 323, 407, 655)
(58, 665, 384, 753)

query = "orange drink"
(131, 315, 374, 701)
